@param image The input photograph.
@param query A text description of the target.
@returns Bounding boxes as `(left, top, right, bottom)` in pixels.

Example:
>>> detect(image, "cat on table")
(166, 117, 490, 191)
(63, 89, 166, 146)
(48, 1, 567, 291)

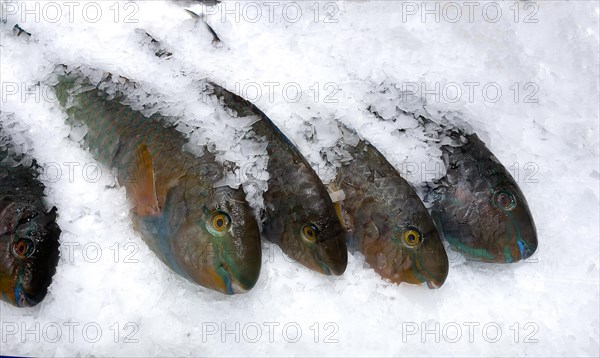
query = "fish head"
(357, 195, 449, 289)
(274, 185, 348, 276)
(168, 184, 262, 295)
(439, 154, 538, 263)
(0, 200, 60, 307)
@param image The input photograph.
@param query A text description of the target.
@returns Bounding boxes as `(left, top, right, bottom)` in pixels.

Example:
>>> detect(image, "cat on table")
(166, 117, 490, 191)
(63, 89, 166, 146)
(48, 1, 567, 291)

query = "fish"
(0, 117, 61, 307)
(425, 126, 538, 263)
(206, 82, 348, 275)
(368, 84, 537, 263)
(327, 124, 449, 288)
(53, 69, 262, 294)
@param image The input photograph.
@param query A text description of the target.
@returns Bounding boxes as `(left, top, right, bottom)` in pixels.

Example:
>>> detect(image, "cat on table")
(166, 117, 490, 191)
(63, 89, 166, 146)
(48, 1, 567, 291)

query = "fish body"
(427, 129, 538, 263)
(329, 126, 448, 288)
(208, 83, 348, 275)
(367, 82, 538, 263)
(0, 120, 60, 307)
(54, 72, 262, 294)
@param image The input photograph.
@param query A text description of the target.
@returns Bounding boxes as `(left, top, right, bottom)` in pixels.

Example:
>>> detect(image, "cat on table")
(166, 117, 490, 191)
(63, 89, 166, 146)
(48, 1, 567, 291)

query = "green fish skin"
(0, 119, 61, 307)
(427, 128, 538, 263)
(329, 125, 449, 288)
(53, 70, 262, 295)
(207, 83, 348, 276)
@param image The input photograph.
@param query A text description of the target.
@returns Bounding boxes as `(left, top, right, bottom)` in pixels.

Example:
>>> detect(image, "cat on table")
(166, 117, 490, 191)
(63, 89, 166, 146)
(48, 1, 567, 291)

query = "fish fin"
(333, 202, 345, 227)
(129, 144, 160, 216)
(185, 9, 221, 44)
(155, 172, 185, 209)
(334, 199, 355, 235)
(184, 9, 201, 19)
(328, 181, 356, 234)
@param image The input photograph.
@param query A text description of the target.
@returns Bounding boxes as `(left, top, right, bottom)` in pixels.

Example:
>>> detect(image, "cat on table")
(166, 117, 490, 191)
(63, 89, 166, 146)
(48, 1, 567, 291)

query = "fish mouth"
(517, 238, 537, 261)
(230, 281, 250, 294)
(426, 281, 441, 289)
(214, 263, 252, 295)
(319, 258, 347, 276)
(514, 214, 538, 261)
(425, 275, 446, 289)
(407, 240, 449, 289)
(213, 252, 260, 295)
(14, 288, 42, 308)
(392, 258, 448, 289)
(418, 261, 449, 289)
(315, 240, 348, 276)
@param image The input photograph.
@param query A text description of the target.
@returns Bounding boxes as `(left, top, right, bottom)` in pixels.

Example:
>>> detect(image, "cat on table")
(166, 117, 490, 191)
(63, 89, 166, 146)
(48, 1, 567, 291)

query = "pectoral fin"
(129, 144, 160, 216)
(328, 183, 353, 233)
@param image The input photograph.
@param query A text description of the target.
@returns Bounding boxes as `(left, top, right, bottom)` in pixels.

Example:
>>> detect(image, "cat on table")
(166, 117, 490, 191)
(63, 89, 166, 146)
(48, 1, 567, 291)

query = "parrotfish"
(207, 83, 348, 275)
(53, 69, 262, 294)
(0, 118, 61, 307)
(424, 124, 538, 263)
(368, 85, 537, 263)
(327, 124, 448, 288)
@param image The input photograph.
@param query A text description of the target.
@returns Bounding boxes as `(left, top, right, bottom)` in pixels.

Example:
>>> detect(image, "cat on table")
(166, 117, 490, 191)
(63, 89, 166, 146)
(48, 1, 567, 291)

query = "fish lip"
(517, 223, 538, 261)
(313, 230, 348, 276)
(216, 263, 243, 295)
(217, 261, 258, 295)
(416, 242, 449, 289)
(425, 276, 446, 289)
(426, 281, 438, 289)
(316, 245, 348, 276)
(230, 281, 250, 294)
(320, 261, 346, 276)
(16, 292, 41, 308)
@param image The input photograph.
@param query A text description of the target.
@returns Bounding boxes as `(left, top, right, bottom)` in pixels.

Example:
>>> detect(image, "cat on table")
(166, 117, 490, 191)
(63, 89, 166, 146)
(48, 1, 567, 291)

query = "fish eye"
(12, 238, 35, 259)
(208, 211, 231, 236)
(301, 224, 318, 243)
(402, 227, 422, 247)
(493, 190, 517, 211)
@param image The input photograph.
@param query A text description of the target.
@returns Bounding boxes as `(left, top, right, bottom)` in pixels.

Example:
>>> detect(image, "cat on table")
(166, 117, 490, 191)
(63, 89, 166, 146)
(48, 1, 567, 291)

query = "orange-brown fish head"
(170, 185, 262, 295)
(0, 201, 60, 307)
(356, 195, 449, 289)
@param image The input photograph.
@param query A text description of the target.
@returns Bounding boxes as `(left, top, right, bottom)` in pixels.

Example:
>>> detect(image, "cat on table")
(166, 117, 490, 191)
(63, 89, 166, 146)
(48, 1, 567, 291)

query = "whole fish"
(425, 125, 538, 263)
(368, 84, 537, 263)
(328, 125, 448, 288)
(0, 118, 60, 307)
(53, 69, 262, 294)
(207, 83, 348, 275)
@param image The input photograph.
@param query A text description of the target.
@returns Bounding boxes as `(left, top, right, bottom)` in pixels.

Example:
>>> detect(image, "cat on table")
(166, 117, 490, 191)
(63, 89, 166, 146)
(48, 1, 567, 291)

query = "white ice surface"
(0, 1, 598, 356)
